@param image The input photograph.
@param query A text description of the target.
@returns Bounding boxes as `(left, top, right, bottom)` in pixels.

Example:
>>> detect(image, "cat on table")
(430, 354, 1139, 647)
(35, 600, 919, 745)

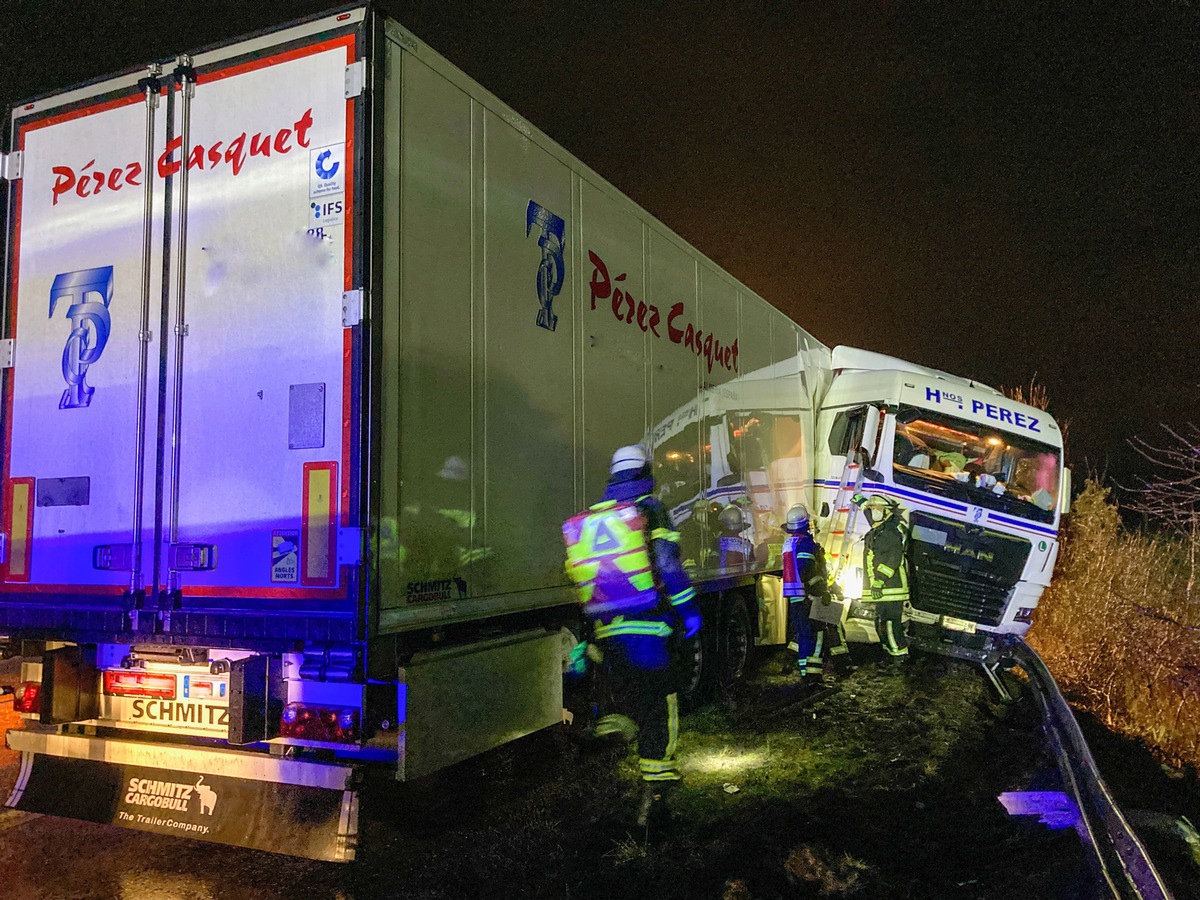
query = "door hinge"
(337, 527, 364, 566)
(0, 151, 22, 182)
(342, 289, 364, 327)
(0, 339, 13, 369)
(345, 60, 366, 100)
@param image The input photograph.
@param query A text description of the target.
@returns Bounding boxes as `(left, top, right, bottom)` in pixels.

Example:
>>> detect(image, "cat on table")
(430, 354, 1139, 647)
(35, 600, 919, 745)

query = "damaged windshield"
(891, 405, 1061, 524)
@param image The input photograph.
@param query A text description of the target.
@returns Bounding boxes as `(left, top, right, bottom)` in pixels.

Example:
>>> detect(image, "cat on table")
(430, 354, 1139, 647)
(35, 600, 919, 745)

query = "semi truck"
(0, 4, 1069, 860)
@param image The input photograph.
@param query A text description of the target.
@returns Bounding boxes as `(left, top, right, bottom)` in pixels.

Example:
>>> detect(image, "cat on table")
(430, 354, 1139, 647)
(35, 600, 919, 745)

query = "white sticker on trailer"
(309, 143, 345, 197)
(308, 196, 345, 229)
(272, 529, 299, 582)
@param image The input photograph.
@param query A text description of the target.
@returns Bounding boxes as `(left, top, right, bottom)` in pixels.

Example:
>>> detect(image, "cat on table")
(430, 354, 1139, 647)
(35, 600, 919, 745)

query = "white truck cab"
(813, 347, 1069, 667)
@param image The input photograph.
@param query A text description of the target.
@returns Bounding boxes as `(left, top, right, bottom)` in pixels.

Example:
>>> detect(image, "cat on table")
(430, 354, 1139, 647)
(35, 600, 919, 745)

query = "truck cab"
(813, 347, 1069, 663)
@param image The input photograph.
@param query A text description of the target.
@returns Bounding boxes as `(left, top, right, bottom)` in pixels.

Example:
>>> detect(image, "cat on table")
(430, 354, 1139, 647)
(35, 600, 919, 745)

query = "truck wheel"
(718, 593, 752, 689)
(679, 630, 707, 705)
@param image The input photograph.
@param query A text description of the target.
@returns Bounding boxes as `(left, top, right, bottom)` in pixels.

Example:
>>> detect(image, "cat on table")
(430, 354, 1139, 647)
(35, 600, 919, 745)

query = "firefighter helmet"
(718, 504, 745, 532)
(783, 504, 810, 534)
(853, 493, 900, 525)
(610, 444, 649, 475)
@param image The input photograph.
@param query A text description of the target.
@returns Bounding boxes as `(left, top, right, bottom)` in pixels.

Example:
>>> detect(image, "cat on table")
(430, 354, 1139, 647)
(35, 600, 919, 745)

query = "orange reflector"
(302, 462, 338, 587)
(5, 478, 34, 582)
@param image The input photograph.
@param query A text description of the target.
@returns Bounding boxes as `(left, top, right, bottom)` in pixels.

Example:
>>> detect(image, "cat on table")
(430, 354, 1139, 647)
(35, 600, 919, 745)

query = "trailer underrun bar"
(5, 731, 359, 862)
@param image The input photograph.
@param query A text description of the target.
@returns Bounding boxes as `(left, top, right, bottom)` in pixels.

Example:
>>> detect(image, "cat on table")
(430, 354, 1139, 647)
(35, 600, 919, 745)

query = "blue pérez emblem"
(526, 200, 565, 332)
(48, 266, 114, 409)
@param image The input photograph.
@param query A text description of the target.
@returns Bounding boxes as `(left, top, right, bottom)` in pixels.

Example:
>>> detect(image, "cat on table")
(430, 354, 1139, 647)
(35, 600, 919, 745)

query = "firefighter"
(781, 504, 847, 684)
(717, 504, 754, 571)
(853, 493, 910, 662)
(679, 497, 713, 570)
(562, 445, 702, 829)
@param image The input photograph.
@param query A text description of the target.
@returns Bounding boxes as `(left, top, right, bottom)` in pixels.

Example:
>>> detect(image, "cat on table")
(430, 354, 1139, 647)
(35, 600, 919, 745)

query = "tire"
(679, 627, 707, 703)
(680, 591, 753, 707)
(717, 593, 752, 689)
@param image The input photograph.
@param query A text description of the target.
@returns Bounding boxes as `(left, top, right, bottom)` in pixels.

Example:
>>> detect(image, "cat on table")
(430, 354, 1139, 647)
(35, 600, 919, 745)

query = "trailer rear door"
(1, 10, 365, 644)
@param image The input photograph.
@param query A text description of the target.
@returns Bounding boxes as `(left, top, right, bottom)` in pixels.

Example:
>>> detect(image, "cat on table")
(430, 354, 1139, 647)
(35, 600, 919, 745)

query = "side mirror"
(1059, 467, 1072, 517)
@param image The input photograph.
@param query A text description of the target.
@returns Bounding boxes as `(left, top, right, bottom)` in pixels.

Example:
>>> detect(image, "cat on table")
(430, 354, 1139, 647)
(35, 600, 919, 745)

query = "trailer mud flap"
(4, 731, 358, 861)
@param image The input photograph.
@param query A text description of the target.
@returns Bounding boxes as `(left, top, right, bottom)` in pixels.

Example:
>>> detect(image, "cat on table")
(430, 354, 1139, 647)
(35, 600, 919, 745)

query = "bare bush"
(1030, 479, 1200, 768)
(1128, 424, 1200, 612)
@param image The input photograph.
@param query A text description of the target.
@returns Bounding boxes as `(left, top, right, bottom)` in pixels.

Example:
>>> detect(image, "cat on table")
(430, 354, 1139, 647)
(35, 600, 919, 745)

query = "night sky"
(2, 1, 1198, 488)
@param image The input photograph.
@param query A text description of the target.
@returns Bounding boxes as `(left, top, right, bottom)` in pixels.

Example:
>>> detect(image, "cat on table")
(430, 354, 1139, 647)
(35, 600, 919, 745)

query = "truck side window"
(827, 408, 866, 456)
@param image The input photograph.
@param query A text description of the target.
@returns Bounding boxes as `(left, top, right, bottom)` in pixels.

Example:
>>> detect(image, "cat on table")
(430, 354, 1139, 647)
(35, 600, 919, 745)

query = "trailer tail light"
(280, 703, 359, 743)
(185, 679, 214, 699)
(103, 671, 177, 699)
(13, 681, 41, 714)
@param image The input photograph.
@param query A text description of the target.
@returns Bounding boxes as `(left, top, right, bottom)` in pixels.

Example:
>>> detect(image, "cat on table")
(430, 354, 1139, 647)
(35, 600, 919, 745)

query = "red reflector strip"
(301, 462, 338, 587)
(103, 671, 177, 699)
(4, 477, 35, 582)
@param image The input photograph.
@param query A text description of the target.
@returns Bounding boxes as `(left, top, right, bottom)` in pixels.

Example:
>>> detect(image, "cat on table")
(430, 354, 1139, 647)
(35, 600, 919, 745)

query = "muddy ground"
(0, 650, 1197, 899)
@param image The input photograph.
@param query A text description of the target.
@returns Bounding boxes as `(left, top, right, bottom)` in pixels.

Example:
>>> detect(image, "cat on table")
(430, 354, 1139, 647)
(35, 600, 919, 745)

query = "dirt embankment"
(345, 651, 1092, 900)
(0, 650, 1195, 899)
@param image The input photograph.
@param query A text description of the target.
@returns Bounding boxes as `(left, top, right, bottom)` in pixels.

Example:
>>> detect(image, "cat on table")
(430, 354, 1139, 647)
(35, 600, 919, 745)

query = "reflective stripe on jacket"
(864, 517, 909, 602)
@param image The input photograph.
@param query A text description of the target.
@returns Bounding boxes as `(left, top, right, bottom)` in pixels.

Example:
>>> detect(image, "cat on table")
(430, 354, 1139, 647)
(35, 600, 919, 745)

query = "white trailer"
(0, 4, 1068, 860)
(0, 5, 826, 860)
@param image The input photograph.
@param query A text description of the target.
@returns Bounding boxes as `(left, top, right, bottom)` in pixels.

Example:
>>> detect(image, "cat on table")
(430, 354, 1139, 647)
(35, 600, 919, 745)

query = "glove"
(871, 584, 884, 600)
(682, 612, 702, 640)
(565, 641, 589, 678)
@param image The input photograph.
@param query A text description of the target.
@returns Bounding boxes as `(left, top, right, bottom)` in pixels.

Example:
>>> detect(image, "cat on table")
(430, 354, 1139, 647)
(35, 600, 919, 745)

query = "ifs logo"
(526, 200, 565, 332)
(48, 266, 114, 409)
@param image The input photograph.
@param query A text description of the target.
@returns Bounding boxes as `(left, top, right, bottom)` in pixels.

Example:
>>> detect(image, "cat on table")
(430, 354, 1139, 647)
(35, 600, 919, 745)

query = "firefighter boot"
(636, 781, 677, 831)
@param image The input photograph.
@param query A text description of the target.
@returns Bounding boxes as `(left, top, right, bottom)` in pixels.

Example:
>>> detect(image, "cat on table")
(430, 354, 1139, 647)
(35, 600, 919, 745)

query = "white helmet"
(718, 505, 745, 532)
(783, 504, 810, 534)
(610, 444, 649, 475)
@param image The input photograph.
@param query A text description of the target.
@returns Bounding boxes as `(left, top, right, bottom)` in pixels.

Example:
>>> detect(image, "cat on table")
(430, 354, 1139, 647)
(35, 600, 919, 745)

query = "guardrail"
(1008, 638, 1173, 900)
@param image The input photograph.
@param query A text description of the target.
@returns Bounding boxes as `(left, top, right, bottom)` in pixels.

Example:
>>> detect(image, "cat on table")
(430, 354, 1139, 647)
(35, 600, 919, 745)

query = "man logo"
(194, 776, 217, 816)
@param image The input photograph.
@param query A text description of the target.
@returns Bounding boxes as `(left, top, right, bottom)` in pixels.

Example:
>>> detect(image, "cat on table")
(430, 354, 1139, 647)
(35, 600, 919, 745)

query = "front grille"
(911, 568, 1010, 627)
(907, 510, 1031, 628)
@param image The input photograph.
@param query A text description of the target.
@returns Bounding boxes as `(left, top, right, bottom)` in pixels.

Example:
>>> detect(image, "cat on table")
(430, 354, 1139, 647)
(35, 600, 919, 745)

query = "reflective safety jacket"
(562, 471, 700, 668)
(563, 500, 659, 620)
(782, 532, 828, 601)
(864, 516, 910, 602)
(718, 533, 754, 571)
